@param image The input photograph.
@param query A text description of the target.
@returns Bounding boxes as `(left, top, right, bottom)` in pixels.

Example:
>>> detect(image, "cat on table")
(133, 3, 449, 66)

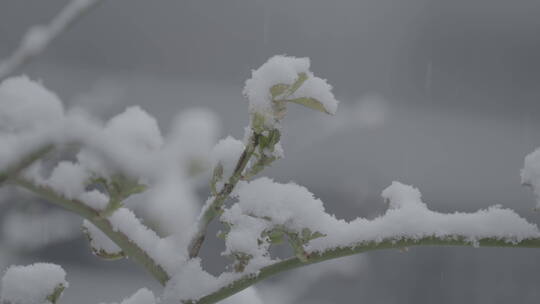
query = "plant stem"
(190, 236, 540, 304)
(188, 132, 260, 258)
(12, 177, 170, 285)
(0, 0, 105, 80)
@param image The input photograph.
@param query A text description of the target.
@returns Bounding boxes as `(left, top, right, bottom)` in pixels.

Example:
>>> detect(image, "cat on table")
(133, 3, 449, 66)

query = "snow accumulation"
(522, 147, 540, 208)
(243, 55, 339, 126)
(165, 178, 540, 302)
(0, 77, 64, 173)
(1, 263, 67, 304)
(75, 106, 164, 180)
(102, 288, 157, 304)
(163, 258, 252, 302)
(227, 178, 540, 254)
(211, 136, 245, 179)
(108, 208, 187, 275)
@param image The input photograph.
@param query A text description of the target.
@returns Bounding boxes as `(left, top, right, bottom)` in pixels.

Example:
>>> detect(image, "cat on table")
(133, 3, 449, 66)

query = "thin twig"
(0, 0, 105, 80)
(188, 133, 260, 258)
(189, 236, 540, 304)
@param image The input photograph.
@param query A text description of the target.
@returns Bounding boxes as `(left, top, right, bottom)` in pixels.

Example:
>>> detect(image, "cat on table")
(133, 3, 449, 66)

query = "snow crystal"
(1, 263, 68, 304)
(243, 55, 338, 126)
(521, 147, 540, 208)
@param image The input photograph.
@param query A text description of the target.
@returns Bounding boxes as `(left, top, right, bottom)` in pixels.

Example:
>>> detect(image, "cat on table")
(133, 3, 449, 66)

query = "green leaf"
(270, 83, 290, 98)
(288, 72, 308, 95)
(251, 112, 267, 133)
(282, 97, 331, 114)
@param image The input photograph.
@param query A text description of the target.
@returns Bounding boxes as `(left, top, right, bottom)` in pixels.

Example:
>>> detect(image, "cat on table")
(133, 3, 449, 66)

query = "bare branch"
(0, 0, 105, 80)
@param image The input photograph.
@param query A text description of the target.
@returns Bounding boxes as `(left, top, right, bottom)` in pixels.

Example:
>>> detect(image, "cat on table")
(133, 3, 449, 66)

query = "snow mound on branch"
(0, 77, 64, 173)
(108, 208, 187, 275)
(1, 263, 67, 304)
(309, 181, 540, 251)
(226, 178, 540, 254)
(233, 177, 340, 234)
(211, 136, 245, 178)
(76, 106, 164, 180)
(0, 76, 63, 133)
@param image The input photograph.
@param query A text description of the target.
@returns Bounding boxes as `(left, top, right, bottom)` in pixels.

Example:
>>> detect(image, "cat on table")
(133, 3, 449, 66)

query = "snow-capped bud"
(243, 55, 339, 130)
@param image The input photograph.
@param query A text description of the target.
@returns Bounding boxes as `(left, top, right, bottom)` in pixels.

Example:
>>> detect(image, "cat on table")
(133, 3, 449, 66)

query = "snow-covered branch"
(1, 55, 540, 304)
(12, 177, 170, 285)
(0, 0, 104, 80)
(174, 180, 540, 303)
(190, 235, 540, 304)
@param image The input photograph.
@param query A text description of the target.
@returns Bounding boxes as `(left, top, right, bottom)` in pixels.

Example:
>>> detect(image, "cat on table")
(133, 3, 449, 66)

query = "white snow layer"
(228, 178, 539, 254)
(102, 288, 157, 304)
(0, 76, 63, 133)
(1, 263, 68, 304)
(211, 136, 245, 179)
(0, 77, 64, 173)
(243, 55, 338, 124)
(107, 208, 187, 275)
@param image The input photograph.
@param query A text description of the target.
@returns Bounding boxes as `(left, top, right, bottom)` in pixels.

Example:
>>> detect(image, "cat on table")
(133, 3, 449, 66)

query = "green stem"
(190, 236, 540, 304)
(12, 177, 170, 285)
(188, 133, 260, 258)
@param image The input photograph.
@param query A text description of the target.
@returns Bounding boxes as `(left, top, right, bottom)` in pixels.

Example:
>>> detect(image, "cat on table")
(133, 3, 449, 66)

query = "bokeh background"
(1, 0, 540, 303)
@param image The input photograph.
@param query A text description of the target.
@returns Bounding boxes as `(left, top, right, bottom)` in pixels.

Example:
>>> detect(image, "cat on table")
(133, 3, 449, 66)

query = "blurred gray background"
(1, 0, 540, 303)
